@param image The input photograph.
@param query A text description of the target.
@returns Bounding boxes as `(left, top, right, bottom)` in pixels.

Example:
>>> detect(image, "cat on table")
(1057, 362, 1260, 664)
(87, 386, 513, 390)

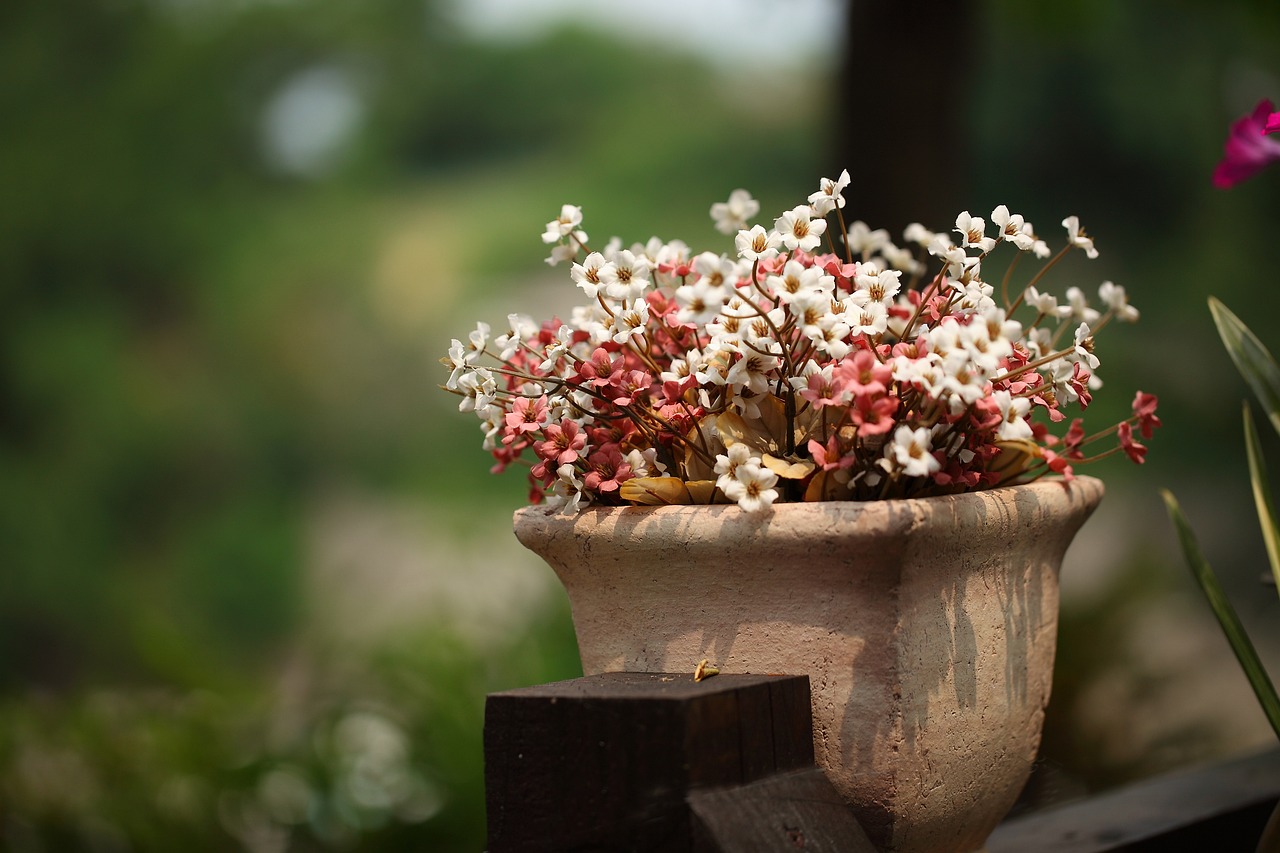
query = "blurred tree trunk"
(836, 0, 979, 238)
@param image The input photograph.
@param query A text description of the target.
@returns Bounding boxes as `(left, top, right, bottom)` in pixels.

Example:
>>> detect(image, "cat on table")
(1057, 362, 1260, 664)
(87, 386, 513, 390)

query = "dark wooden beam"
(987, 747, 1280, 852)
(484, 672, 817, 851)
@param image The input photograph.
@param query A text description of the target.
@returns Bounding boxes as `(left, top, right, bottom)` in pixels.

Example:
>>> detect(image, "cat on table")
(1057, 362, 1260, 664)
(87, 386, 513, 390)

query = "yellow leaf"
(619, 477, 692, 505)
(686, 480, 718, 504)
(762, 454, 816, 480)
(989, 439, 1041, 484)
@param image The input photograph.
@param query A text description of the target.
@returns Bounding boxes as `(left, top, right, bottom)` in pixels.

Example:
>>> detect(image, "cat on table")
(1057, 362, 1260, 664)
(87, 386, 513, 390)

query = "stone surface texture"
(513, 476, 1104, 853)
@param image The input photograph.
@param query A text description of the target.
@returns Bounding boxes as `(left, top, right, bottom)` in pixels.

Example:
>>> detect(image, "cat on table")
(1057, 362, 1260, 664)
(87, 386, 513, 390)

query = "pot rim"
(513, 474, 1103, 521)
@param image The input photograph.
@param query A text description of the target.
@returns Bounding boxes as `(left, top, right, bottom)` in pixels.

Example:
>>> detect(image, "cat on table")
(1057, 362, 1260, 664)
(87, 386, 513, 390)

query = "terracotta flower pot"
(513, 476, 1103, 853)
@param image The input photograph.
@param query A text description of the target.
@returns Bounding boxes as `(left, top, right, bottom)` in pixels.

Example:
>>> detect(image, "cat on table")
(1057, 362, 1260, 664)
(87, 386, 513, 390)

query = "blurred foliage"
(3, 0, 1280, 848)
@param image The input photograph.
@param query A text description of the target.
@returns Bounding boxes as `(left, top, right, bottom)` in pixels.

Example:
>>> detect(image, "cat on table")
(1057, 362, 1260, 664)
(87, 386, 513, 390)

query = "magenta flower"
(1213, 99, 1280, 189)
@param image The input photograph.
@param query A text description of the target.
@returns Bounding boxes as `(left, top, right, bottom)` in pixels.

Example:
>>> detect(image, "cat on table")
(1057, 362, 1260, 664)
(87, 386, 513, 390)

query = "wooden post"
(484, 672, 874, 852)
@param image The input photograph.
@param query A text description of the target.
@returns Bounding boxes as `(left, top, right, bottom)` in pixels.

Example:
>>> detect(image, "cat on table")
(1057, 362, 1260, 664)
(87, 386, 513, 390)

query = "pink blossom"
(837, 349, 893, 398)
(1132, 391, 1162, 439)
(808, 437, 853, 472)
(1063, 418, 1086, 460)
(504, 395, 549, 438)
(583, 446, 634, 493)
(1069, 363, 1093, 409)
(1213, 99, 1280, 189)
(578, 347, 624, 388)
(850, 393, 899, 436)
(1042, 448, 1075, 482)
(536, 419, 587, 466)
(1117, 421, 1147, 465)
(799, 369, 850, 409)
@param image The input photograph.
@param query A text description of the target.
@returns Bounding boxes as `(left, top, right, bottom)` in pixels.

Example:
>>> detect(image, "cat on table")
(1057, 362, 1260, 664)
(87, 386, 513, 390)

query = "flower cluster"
(443, 171, 1160, 513)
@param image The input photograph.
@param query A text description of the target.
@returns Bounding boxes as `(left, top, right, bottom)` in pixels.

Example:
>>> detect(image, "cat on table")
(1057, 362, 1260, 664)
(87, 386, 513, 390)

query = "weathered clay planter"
(513, 476, 1103, 853)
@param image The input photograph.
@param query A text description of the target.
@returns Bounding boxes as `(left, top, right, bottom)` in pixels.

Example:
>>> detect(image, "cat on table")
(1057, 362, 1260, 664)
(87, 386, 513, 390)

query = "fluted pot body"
(513, 476, 1103, 853)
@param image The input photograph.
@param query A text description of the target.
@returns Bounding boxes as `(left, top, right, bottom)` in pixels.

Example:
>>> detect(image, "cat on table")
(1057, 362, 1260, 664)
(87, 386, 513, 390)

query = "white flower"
(611, 298, 650, 345)
(903, 222, 935, 248)
(1098, 281, 1139, 323)
(846, 220, 891, 259)
(714, 443, 754, 487)
(735, 224, 782, 262)
(1024, 286, 1070, 319)
(719, 457, 779, 513)
(546, 463, 591, 514)
(726, 349, 781, 396)
(955, 211, 996, 253)
(1062, 216, 1098, 259)
(886, 425, 941, 478)
(538, 324, 576, 371)
(807, 169, 851, 217)
(444, 338, 471, 389)
(675, 275, 728, 326)
(767, 260, 832, 304)
(456, 367, 497, 413)
(774, 206, 828, 253)
(1064, 286, 1101, 325)
(625, 447, 666, 478)
(710, 189, 760, 235)
(600, 249, 652, 300)
(992, 390, 1033, 440)
(571, 252, 610, 298)
(542, 204, 583, 244)
(1070, 322, 1100, 370)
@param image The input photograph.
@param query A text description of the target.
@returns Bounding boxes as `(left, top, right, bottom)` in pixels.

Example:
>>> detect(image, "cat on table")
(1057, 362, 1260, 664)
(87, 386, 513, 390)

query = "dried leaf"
(693, 659, 719, 682)
(988, 439, 1040, 484)
(686, 480, 718, 504)
(620, 477, 692, 506)
(762, 453, 816, 480)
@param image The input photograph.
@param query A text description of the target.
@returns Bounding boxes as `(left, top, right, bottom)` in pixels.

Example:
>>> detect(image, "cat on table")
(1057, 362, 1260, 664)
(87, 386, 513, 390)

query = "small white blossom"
(571, 252, 610, 298)
(1064, 286, 1101, 325)
(542, 204, 583, 244)
(807, 169, 851, 217)
(886, 425, 941, 478)
(1098, 281, 1139, 323)
(846, 220, 891, 259)
(1062, 216, 1098, 259)
(903, 223, 935, 248)
(735, 224, 782, 262)
(955, 211, 997, 253)
(710, 189, 760, 235)
(774, 206, 828, 253)
(1070, 322, 1100, 370)
(718, 455, 779, 513)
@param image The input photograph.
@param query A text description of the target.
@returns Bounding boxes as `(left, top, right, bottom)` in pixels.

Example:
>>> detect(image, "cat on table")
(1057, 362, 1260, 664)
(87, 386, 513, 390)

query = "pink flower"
(583, 446, 633, 493)
(1117, 421, 1147, 465)
(837, 349, 893, 398)
(1213, 99, 1280, 189)
(850, 393, 899, 436)
(1132, 391, 1162, 439)
(577, 347, 623, 388)
(536, 419, 587, 466)
(1042, 448, 1075, 482)
(1063, 418, 1086, 460)
(799, 369, 850, 410)
(808, 437, 853, 472)
(504, 395, 549, 439)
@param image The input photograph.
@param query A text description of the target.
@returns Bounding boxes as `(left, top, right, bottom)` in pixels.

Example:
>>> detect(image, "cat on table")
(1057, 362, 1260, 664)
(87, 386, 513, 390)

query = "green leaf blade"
(1162, 489, 1280, 739)
(1243, 403, 1280, 597)
(1210, 296, 1280, 439)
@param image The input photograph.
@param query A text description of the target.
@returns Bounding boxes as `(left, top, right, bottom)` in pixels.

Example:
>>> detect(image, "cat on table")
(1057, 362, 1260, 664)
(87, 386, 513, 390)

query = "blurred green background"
(3, 0, 1280, 849)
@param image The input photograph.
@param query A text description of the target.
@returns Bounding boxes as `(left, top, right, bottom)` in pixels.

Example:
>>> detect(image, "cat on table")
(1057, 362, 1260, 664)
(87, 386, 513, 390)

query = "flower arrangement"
(443, 171, 1159, 512)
